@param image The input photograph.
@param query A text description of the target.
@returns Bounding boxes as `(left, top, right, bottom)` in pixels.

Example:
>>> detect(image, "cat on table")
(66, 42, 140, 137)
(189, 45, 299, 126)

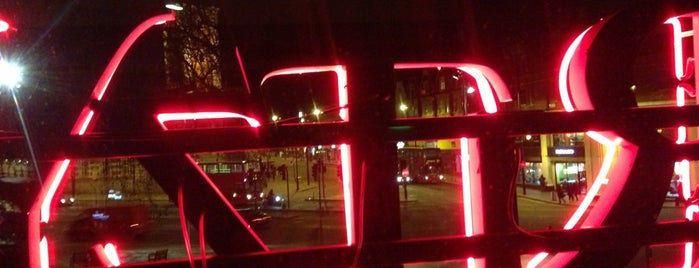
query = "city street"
(42, 162, 690, 267)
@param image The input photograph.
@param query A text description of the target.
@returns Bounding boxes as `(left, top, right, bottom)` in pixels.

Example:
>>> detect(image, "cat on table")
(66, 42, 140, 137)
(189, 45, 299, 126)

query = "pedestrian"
(278, 164, 288, 181)
(556, 184, 566, 204)
(566, 181, 577, 202)
(539, 175, 546, 190)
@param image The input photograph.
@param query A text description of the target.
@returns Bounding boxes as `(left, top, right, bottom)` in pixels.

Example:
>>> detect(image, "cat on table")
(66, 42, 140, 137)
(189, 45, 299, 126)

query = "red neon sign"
(28, 13, 175, 268)
(156, 111, 261, 130)
(529, 17, 640, 268)
(666, 14, 699, 268)
(261, 65, 355, 245)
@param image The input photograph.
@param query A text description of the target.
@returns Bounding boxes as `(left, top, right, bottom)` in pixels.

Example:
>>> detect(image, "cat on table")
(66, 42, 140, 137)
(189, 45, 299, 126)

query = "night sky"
(0, 0, 672, 143)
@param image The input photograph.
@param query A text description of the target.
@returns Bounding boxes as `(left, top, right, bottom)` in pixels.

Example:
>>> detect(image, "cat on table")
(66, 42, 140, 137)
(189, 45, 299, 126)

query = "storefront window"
(554, 162, 586, 194)
(519, 162, 543, 186)
(552, 133, 585, 147)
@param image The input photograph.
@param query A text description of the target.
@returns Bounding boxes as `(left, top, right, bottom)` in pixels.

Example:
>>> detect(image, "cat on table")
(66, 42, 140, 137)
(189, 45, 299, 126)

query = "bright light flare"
(165, 3, 184, 11)
(93, 243, 121, 267)
(0, 60, 22, 88)
(0, 20, 9, 32)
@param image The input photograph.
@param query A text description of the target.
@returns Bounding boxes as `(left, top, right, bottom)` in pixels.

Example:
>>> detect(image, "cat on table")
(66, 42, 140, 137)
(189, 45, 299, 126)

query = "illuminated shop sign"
(548, 147, 581, 156)
(554, 148, 575, 155)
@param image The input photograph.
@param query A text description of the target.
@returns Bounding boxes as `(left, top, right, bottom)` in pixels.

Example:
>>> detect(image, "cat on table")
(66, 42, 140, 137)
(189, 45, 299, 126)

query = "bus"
(198, 160, 267, 207)
(397, 147, 445, 184)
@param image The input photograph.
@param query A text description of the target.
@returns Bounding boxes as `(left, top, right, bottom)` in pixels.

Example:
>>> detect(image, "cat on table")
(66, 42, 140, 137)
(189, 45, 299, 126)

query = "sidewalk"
(515, 185, 682, 209)
(260, 157, 345, 211)
(516, 186, 581, 206)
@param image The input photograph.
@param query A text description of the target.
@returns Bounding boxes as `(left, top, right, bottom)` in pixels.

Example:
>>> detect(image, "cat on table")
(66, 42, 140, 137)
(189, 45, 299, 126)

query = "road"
(42, 180, 690, 267)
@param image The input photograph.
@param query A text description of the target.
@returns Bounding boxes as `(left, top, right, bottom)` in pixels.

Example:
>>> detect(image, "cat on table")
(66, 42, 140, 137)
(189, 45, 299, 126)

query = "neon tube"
(675, 160, 691, 200)
(235, 47, 251, 94)
(39, 237, 48, 268)
(461, 138, 474, 237)
(103, 243, 121, 267)
(340, 144, 355, 245)
(156, 112, 261, 129)
(335, 66, 349, 121)
(394, 63, 512, 114)
(676, 85, 687, 144)
(461, 137, 484, 267)
(154, 116, 268, 251)
(262, 65, 354, 245)
(527, 253, 549, 268)
(558, 27, 593, 112)
(458, 67, 498, 113)
(677, 126, 687, 144)
(71, 108, 94, 135)
(91, 13, 175, 101)
(199, 211, 208, 268)
(39, 159, 71, 223)
(563, 131, 620, 230)
(93, 243, 121, 267)
(667, 15, 699, 268)
(261, 65, 349, 121)
(664, 17, 693, 81)
(528, 132, 622, 268)
(178, 185, 196, 267)
(531, 22, 635, 267)
(684, 204, 699, 268)
(29, 13, 175, 268)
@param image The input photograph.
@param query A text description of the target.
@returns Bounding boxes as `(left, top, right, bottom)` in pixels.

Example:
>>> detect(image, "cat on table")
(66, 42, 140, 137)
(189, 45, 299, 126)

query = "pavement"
(514, 184, 683, 209)
(259, 158, 345, 212)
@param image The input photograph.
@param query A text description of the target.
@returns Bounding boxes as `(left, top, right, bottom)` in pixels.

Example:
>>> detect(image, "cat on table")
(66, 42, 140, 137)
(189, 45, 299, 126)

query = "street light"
(0, 60, 21, 87)
(0, 60, 41, 184)
(312, 108, 321, 121)
(165, 2, 184, 11)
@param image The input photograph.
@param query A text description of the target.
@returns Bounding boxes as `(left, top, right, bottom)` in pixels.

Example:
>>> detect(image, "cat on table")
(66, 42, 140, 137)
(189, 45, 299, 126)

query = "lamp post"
(0, 60, 41, 184)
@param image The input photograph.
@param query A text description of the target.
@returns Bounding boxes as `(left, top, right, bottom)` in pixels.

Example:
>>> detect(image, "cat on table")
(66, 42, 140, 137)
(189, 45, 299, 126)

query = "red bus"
(397, 147, 444, 184)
